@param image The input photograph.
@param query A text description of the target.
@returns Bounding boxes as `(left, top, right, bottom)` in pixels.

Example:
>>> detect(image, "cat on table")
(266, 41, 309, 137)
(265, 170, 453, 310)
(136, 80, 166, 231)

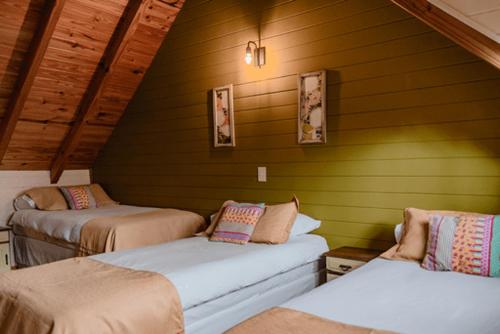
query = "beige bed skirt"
(226, 307, 397, 334)
(0, 258, 184, 334)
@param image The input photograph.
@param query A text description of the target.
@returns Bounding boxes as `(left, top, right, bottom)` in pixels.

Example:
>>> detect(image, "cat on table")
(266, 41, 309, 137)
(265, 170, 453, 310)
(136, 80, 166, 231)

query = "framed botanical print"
(297, 70, 327, 144)
(212, 84, 235, 147)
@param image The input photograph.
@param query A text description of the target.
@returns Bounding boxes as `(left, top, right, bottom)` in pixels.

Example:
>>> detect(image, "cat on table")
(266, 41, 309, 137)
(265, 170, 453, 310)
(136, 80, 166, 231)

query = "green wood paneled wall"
(93, 0, 500, 250)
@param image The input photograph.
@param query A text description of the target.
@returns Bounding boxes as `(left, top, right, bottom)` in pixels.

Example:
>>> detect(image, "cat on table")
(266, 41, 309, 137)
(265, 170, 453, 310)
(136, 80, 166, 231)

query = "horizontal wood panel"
(110, 110, 500, 143)
(153, 2, 407, 77)
(95, 158, 500, 177)
(98, 139, 500, 166)
(94, 0, 500, 249)
(145, 58, 498, 107)
(96, 174, 500, 196)
(137, 63, 499, 115)
(91, 183, 500, 212)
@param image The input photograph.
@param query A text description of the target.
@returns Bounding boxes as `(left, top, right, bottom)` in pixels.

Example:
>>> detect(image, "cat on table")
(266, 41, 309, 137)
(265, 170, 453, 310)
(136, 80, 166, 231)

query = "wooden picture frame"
(298, 70, 327, 144)
(212, 84, 235, 147)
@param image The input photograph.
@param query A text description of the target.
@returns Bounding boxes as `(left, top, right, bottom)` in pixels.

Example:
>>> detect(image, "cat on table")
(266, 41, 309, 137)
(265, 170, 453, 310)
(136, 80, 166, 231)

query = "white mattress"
(185, 260, 324, 334)
(93, 234, 328, 310)
(10, 205, 155, 243)
(283, 258, 500, 334)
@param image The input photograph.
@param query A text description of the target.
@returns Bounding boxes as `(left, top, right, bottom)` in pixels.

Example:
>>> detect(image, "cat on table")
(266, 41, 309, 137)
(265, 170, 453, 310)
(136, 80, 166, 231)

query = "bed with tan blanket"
(9, 205, 206, 266)
(0, 234, 328, 334)
(227, 258, 500, 334)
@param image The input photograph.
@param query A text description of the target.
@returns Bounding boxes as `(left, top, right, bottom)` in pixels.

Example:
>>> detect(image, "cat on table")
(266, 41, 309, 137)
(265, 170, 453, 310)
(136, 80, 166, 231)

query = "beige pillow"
(251, 196, 299, 244)
(25, 187, 68, 211)
(89, 184, 118, 207)
(381, 207, 481, 262)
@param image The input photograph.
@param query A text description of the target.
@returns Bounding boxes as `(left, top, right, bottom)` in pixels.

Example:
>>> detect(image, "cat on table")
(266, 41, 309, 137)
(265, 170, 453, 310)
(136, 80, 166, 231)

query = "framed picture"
(298, 70, 327, 144)
(212, 84, 235, 147)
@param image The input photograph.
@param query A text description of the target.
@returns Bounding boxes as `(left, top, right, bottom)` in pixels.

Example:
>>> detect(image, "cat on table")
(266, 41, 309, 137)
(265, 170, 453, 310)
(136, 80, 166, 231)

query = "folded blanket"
(78, 208, 205, 256)
(0, 258, 184, 334)
(226, 307, 396, 334)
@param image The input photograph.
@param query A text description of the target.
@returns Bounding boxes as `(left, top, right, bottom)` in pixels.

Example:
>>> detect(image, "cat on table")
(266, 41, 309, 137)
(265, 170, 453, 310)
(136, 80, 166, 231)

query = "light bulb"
(245, 46, 252, 65)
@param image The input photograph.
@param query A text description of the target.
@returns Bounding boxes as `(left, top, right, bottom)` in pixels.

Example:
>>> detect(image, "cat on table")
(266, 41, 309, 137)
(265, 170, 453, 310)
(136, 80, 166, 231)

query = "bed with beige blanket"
(227, 307, 395, 334)
(226, 258, 500, 334)
(0, 257, 184, 334)
(0, 234, 328, 334)
(9, 205, 206, 266)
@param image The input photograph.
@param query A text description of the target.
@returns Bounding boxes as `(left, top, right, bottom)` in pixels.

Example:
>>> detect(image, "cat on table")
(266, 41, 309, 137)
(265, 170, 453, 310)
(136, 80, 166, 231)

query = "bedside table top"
(324, 246, 381, 262)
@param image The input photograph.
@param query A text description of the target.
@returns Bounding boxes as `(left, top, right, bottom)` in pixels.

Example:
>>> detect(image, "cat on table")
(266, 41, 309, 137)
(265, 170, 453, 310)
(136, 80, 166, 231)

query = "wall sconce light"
(245, 41, 266, 67)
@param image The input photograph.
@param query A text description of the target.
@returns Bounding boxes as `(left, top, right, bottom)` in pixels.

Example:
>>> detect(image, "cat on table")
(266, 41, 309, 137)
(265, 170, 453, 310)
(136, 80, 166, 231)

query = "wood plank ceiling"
(0, 0, 184, 181)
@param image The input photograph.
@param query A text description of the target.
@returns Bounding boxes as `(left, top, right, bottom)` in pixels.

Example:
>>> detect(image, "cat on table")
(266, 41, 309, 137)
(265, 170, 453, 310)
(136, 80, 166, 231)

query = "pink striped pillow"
(210, 203, 265, 244)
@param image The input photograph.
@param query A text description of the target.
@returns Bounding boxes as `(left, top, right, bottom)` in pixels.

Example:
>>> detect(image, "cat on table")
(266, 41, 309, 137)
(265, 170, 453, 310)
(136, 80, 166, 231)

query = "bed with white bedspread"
(94, 234, 328, 333)
(229, 257, 500, 334)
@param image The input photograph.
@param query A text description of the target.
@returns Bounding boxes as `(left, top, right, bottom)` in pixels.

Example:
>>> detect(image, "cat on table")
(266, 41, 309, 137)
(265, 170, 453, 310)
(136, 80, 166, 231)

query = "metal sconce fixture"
(245, 41, 266, 67)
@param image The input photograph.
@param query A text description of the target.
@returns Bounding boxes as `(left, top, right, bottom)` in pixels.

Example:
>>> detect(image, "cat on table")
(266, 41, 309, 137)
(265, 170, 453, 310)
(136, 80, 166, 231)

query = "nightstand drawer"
(326, 272, 342, 282)
(0, 243, 10, 271)
(0, 231, 8, 243)
(327, 257, 365, 274)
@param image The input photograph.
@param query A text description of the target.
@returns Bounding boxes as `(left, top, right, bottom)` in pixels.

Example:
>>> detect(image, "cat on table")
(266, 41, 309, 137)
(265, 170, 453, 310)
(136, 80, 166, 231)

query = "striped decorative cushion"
(210, 203, 265, 244)
(422, 214, 500, 277)
(60, 186, 96, 210)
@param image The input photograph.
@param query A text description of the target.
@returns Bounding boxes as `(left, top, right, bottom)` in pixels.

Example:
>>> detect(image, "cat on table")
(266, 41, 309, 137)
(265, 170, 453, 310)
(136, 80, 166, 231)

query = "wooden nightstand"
(0, 226, 11, 272)
(324, 247, 381, 282)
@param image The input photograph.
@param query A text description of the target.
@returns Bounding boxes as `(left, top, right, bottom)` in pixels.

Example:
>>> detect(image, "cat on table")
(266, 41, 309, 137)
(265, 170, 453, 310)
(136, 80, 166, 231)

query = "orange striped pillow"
(60, 186, 96, 210)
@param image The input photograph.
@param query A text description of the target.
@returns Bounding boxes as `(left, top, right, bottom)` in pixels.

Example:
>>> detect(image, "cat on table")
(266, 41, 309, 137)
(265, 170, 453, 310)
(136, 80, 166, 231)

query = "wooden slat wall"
(93, 0, 500, 250)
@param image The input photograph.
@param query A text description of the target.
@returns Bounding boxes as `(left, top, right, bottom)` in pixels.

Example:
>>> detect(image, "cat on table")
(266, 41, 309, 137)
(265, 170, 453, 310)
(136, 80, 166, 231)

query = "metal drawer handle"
(339, 264, 352, 272)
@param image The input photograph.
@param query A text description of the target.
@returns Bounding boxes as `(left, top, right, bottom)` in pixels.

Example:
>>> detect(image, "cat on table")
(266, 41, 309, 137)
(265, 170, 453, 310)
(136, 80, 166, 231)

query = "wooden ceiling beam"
(391, 0, 500, 70)
(50, 0, 148, 183)
(0, 0, 66, 163)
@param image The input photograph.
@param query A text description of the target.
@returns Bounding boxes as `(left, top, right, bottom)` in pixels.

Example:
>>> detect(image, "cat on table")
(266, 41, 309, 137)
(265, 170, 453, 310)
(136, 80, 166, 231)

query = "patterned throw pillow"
(210, 203, 265, 244)
(422, 214, 500, 277)
(60, 186, 97, 210)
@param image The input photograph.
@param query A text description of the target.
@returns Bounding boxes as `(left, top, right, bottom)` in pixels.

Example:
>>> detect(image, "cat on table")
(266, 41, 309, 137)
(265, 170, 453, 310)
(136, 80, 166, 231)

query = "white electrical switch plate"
(257, 167, 267, 182)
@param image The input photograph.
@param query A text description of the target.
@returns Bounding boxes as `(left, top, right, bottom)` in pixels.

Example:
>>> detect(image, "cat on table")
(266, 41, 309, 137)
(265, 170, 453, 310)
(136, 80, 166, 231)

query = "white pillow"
(210, 212, 321, 237)
(13, 194, 36, 211)
(394, 223, 403, 243)
(290, 213, 321, 237)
